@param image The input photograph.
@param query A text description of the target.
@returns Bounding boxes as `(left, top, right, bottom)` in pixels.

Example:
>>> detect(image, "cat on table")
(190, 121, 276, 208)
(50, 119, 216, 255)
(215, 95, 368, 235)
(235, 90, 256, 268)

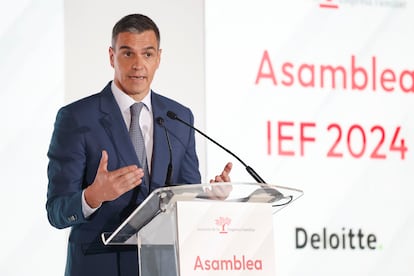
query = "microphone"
(166, 111, 267, 184)
(156, 117, 173, 186)
(166, 111, 287, 204)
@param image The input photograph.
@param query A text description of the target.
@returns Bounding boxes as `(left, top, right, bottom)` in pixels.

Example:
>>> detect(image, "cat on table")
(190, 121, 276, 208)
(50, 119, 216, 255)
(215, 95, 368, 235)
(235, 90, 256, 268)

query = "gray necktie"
(129, 102, 149, 185)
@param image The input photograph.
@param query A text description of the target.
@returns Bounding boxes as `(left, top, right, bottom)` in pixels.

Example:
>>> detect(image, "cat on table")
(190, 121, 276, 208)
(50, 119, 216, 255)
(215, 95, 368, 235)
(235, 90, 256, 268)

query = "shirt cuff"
(82, 190, 101, 218)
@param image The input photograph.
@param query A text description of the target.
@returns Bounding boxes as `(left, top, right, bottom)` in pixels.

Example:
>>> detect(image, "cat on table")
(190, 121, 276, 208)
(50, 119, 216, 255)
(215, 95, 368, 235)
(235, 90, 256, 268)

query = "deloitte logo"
(295, 227, 379, 250)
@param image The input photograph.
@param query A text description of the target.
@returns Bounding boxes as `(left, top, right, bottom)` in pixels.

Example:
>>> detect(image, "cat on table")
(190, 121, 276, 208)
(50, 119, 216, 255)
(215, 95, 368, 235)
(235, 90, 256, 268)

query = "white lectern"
(102, 183, 302, 276)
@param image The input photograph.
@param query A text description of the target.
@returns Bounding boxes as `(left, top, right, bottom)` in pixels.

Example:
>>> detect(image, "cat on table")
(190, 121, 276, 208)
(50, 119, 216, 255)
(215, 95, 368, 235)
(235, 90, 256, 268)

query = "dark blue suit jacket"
(46, 82, 201, 276)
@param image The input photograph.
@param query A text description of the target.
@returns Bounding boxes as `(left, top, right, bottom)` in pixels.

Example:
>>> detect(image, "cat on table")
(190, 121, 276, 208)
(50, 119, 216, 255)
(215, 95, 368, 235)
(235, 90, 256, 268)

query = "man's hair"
(111, 14, 160, 48)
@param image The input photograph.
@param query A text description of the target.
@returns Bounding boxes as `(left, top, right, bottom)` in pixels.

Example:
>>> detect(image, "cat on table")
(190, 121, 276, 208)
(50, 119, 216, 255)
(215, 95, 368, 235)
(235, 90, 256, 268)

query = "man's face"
(109, 31, 161, 101)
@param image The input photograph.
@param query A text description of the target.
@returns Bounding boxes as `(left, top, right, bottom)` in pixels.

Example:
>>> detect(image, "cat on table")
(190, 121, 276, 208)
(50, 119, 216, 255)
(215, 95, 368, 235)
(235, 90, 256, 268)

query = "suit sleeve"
(46, 107, 89, 229)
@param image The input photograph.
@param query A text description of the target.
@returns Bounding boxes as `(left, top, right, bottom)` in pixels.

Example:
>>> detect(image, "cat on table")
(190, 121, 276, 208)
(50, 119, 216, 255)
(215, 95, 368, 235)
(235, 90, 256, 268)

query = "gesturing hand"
(206, 162, 233, 200)
(84, 150, 144, 208)
(210, 162, 232, 183)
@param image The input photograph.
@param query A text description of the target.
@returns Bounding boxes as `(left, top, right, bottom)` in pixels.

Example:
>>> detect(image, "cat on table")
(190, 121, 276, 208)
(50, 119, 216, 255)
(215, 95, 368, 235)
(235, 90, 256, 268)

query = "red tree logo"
(319, 0, 339, 9)
(215, 217, 231, 234)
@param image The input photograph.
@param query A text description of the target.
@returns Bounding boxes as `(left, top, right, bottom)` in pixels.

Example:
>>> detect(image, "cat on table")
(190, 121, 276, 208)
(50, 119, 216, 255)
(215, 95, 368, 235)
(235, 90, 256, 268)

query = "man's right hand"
(84, 150, 144, 208)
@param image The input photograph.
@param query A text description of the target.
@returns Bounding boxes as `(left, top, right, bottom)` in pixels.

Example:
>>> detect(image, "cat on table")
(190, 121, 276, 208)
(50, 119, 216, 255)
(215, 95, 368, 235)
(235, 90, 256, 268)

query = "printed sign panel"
(176, 201, 275, 276)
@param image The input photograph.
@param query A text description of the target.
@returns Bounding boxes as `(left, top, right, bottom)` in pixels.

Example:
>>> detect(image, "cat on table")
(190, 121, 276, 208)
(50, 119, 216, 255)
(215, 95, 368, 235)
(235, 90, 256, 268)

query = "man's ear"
(156, 48, 162, 69)
(109, 47, 115, 68)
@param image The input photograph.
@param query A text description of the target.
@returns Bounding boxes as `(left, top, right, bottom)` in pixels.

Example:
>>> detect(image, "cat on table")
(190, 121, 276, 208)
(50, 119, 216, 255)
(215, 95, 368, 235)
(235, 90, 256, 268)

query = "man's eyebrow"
(118, 45, 132, 50)
(117, 46, 157, 51)
(142, 46, 157, 51)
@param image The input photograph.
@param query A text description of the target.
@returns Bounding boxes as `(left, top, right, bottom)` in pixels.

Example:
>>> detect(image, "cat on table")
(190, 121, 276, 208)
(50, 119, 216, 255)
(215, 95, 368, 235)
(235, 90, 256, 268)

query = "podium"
(102, 183, 302, 276)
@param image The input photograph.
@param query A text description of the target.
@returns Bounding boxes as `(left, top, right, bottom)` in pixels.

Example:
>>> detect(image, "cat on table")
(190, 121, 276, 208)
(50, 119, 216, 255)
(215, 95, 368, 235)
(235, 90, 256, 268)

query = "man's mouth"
(130, 76, 145, 80)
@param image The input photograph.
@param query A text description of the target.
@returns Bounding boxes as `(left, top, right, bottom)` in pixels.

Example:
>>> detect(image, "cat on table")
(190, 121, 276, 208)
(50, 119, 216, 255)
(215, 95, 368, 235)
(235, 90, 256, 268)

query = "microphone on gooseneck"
(166, 110, 269, 185)
(156, 117, 173, 186)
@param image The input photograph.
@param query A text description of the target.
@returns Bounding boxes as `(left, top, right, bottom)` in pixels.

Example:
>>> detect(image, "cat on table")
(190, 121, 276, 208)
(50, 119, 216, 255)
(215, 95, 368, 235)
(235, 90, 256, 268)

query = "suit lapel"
(151, 92, 171, 187)
(98, 86, 171, 191)
(99, 83, 139, 168)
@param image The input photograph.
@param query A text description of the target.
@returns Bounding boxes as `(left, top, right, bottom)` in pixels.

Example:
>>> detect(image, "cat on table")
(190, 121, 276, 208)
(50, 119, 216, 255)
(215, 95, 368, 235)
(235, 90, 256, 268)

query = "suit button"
(67, 215, 77, 222)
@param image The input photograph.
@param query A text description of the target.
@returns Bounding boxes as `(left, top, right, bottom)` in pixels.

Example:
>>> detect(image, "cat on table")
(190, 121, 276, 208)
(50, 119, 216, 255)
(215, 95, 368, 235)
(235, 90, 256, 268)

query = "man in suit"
(46, 14, 232, 276)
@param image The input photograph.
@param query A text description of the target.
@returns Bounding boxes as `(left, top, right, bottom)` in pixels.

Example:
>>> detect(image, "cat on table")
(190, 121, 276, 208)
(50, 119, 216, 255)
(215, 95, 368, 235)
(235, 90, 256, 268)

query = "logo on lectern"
(215, 216, 231, 234)
(319, 0, 339, 9)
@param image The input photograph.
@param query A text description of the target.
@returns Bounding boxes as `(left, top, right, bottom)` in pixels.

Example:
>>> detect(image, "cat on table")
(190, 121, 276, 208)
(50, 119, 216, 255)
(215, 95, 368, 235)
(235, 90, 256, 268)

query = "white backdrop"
(205, 0, 414, 275)
(1, 0, 413, 275)
(0, 0, 66, 275)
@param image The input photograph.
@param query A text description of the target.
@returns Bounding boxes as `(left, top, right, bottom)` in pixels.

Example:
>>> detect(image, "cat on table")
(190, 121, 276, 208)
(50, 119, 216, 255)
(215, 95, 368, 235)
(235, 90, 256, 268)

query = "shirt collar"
(111, 81, 152, 113)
